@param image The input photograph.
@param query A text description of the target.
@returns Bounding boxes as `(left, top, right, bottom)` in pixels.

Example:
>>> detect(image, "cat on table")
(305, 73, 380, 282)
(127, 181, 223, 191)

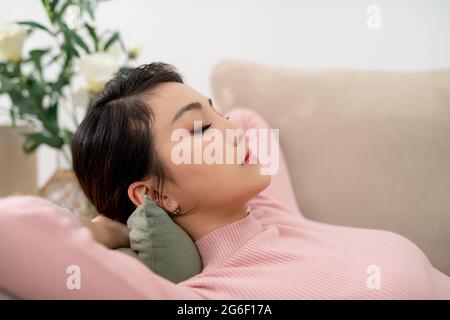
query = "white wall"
(1, 0, 449, 188)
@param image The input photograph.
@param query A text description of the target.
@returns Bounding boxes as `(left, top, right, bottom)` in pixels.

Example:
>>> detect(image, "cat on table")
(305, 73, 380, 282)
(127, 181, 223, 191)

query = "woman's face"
(139, 82, 270, 214)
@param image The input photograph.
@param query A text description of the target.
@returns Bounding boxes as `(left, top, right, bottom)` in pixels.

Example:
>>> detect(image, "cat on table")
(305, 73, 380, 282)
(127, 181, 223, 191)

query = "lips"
(241, 148, 250, 165)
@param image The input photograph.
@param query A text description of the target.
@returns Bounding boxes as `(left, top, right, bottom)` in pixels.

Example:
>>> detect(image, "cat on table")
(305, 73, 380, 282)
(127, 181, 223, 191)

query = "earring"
(168, 202, 172, 207)
(172, 207, 181, 215)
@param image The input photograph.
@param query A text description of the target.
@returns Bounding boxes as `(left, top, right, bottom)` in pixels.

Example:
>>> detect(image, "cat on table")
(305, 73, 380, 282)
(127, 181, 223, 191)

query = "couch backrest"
(210, 60, 450, 275)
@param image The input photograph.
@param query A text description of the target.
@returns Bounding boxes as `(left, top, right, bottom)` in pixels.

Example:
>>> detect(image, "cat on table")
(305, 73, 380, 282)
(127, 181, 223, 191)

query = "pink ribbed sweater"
(1, 108, 449, 299)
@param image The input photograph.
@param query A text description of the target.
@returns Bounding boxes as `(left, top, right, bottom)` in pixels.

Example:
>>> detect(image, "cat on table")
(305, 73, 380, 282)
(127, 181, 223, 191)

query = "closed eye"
(191, 122, 212, 135)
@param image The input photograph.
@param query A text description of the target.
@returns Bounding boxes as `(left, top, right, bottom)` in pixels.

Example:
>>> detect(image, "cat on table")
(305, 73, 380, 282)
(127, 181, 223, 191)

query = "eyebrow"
(171, 100, 212, 125)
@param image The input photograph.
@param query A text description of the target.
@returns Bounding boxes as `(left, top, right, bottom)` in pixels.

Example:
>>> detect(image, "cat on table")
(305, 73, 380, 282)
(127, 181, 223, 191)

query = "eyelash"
(191, 123, 212, 135)
(189, 100, 230, 134)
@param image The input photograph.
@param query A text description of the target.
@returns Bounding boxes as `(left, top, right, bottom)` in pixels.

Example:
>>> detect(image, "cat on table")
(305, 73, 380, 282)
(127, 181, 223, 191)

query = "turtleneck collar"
(194, 207, 264, 269)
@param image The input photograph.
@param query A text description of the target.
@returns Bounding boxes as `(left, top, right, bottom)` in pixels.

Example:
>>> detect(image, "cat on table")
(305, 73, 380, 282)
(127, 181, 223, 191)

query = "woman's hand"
(80, 215, 130, 249)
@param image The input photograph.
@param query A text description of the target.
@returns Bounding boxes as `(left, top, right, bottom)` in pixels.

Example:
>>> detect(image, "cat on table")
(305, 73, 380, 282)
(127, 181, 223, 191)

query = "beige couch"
(210, 60, 450, 275)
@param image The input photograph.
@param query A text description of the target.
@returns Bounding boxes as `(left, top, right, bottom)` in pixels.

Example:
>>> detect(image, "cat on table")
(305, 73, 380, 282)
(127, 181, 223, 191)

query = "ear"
(128, 181, 151, 207)
(127, 181, 180, 214)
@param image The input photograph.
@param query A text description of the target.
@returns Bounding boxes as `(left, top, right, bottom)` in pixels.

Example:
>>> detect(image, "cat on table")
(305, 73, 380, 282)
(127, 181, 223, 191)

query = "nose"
(222, 117, 245, 147)
(231, 127, 246, 148)
(234, 130, 241, 147)
(242, 133, 250, 149)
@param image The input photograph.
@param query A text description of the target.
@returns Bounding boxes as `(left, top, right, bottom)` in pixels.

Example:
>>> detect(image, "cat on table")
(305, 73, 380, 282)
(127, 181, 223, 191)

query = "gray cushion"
(127, 195, 203, 283)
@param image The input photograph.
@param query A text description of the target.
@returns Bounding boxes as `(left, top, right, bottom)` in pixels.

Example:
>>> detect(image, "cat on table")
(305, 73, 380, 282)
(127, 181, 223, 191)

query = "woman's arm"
(0, 195, 203, 299)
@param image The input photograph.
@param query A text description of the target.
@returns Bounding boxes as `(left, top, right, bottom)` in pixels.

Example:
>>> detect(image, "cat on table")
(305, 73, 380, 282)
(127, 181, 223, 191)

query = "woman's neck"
(171, 205, 250, 242)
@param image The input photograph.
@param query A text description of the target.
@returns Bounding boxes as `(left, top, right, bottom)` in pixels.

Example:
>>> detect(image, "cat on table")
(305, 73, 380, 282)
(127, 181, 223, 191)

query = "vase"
(39, 168, 98, 219)
(0, 125, 38, 197)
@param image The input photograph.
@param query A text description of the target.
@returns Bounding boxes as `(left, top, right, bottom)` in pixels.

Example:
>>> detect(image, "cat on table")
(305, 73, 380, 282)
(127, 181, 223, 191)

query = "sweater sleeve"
(0, 196, 204, 299)
(226, 108, 305, 219)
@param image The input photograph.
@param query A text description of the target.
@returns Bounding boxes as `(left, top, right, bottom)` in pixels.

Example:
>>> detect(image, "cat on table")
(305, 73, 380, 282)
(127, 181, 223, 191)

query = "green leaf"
(50, 0, 60, 11)
(23, 131, 64, 154)
(41, 102, 60, 135)
(28, 48, 51, 79)
(85, 22, 99, 51)
(41, 0, 61, 24)
(76, 0, 99, 21)
(9, 90, 41, 116)
(16, 20, 53, 35)
(29, 48, 51, 61)
(61, 23, 90, 53)
(0, 75, 16, 94)
(0, 62, 18, 78)
(27, 81, 46, 106)
(103, 31, 119, 51)
(70, 29, 91, 53)
(58, 1, 71, 16)
(63, 40, 80, 60)
(10, 107, 17, 127)
(62, 128, 74, 146)
(51, 69, 72, 94)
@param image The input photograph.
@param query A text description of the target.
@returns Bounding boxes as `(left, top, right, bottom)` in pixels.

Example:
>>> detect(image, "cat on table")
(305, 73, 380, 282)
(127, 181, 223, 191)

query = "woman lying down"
(1, 62, 449, 299)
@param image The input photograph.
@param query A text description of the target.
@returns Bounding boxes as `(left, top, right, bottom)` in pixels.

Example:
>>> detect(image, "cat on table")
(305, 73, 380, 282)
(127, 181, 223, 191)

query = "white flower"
(79, 52, 119, 93)
(0, 23, 28, 62)
(128, 42, 143, 59)
(106, 41, 123, 62)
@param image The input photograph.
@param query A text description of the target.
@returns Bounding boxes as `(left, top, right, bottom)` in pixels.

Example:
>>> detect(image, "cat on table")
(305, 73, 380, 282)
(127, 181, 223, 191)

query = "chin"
(250, 171, 272, 196)
(235, 163, 272, 201)
(260, 173, 272, 190)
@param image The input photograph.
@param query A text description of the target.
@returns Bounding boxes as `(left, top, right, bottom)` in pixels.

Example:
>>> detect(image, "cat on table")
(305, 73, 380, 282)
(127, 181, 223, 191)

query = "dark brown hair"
(72, 62, 183, 223)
